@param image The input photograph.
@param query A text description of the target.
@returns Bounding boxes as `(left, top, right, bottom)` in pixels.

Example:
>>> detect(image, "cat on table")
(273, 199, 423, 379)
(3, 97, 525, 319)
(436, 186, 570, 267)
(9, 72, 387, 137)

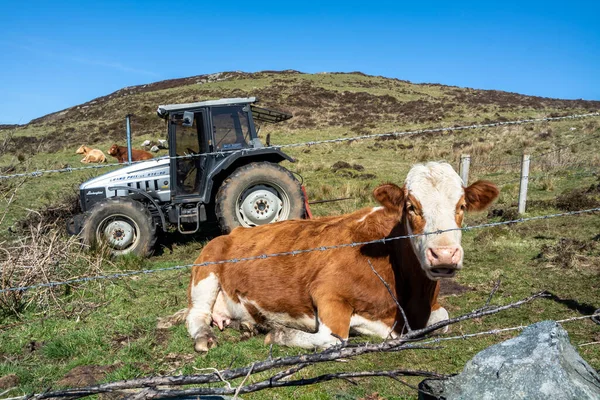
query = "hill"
(2, 70, 599, 156)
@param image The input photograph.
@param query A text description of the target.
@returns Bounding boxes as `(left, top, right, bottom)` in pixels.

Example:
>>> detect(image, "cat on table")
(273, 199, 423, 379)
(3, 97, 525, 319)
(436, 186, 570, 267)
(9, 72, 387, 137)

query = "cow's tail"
(157, 308, 188, 329)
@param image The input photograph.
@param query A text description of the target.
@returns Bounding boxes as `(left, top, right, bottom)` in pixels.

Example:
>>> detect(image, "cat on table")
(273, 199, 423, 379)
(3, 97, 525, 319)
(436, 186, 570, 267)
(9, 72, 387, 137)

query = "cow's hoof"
(264, 329, 284, 345)
(264, 331, 274, 345)
(427, 307, 450, 334)
(194, 333, 218, 353)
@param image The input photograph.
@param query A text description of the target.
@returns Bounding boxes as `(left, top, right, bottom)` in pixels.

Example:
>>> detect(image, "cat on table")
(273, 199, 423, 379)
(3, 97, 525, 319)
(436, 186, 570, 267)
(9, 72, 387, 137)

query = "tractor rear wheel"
(81, 198, 157, 257)
(215, 162, 305, 233)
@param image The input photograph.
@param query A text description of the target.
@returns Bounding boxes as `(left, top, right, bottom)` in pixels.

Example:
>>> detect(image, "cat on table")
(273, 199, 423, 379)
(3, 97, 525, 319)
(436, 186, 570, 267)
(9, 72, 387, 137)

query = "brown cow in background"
(175, 162, 499, 352)
(107, 144, 153, 163)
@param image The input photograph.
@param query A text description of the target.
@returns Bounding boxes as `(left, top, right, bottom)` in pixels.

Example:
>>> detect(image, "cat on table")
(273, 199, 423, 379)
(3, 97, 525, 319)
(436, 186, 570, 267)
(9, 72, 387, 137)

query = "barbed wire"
(418, 313, 600, 347)
(1, 112, 598, 181)
(489, 169, 598, 187)
(530, 132, 600, 160)
(469, 130, 600, 168)
(1, 206, 599, 295)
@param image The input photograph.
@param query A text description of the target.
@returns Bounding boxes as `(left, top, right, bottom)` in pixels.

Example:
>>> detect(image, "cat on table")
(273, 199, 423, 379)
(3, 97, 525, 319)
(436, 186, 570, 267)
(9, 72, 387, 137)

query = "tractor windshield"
(212, 106, 251, 151)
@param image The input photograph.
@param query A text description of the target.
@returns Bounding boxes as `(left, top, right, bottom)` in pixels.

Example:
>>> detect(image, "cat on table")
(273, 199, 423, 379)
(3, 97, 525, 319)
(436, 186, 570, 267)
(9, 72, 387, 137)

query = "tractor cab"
(156, 97, 301, 234)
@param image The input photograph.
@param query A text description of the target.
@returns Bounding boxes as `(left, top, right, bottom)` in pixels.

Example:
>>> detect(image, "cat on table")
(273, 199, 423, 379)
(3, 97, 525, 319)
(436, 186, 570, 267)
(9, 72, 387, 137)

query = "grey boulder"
(419, 320, 600, 400)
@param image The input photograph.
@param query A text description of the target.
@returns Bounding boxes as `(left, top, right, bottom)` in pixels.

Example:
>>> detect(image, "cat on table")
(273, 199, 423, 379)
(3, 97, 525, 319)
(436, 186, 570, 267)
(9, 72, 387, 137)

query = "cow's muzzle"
(426, 247, 462, 278)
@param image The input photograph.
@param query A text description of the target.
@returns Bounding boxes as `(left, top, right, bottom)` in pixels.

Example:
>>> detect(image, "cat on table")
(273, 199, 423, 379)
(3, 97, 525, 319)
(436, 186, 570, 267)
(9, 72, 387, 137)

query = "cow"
(76, 145, 107, 163)
(107, 144, 153, 163)
(181, 162, 499, 352)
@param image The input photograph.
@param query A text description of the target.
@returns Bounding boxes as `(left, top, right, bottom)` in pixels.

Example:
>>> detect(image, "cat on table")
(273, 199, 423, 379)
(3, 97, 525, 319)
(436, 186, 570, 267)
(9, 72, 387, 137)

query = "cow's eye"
(460, 204, 467, 211)
(407, 204, 415, 213)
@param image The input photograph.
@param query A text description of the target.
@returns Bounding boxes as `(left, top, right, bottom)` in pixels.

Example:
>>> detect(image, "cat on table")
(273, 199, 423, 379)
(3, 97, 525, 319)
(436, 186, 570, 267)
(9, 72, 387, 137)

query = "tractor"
(68, 97, 307, 256)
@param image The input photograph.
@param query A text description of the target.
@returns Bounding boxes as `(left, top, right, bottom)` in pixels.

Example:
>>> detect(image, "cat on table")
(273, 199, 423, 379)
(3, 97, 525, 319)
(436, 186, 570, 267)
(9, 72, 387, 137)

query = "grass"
(0, 71, 599, 399)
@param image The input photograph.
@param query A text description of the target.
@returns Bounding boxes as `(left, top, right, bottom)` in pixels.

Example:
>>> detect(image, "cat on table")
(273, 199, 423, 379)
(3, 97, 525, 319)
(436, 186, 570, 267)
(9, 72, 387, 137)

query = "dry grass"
(0, 225, 107, 318)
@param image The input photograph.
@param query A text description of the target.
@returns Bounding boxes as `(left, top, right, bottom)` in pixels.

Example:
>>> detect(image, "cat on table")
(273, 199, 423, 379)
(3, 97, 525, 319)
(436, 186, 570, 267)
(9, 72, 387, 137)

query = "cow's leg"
(265, 301, 352, 349)
(186, 271, 220, 352)
(427, 282, 449, 333)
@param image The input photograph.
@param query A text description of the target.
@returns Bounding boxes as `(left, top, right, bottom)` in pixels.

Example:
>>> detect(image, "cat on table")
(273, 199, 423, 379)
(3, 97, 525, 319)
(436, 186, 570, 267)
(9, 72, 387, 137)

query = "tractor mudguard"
(201, 148, 296, 202)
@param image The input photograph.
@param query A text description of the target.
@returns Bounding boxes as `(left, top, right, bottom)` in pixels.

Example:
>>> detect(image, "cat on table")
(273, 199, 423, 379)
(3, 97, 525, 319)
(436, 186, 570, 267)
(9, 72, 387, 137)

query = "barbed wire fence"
(1, 206, 599, 295)
(0, 112, 598, 181)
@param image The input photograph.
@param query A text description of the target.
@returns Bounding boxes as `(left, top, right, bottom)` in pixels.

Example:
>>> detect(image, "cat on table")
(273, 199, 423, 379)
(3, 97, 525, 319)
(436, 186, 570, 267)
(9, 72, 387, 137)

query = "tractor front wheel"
(215, 162, 305, 233)
(81, 198, 157, 257)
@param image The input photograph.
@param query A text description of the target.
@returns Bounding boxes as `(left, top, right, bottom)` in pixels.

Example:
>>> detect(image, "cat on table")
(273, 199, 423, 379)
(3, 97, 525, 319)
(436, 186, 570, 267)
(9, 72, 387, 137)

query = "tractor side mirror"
(182, 111, 194, 127)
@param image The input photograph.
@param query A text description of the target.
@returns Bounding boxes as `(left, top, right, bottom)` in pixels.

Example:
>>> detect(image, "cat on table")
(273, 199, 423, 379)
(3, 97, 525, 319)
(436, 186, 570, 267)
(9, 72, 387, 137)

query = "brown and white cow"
(183, 162, 499, 352)
(107, 144, 153, 163)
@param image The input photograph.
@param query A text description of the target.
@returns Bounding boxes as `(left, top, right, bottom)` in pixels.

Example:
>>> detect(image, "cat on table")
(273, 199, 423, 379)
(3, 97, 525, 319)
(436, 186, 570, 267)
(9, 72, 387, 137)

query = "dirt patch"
(487, 207, 519, 222)
(0, 374, 19, 389)
(24, 340, 45, 353)
(331, 161, 365, 172)
(535, 238, 599, 270)
(58, 365, 117, 387)
(439, 280, 473, 296)
(154, 329, 170, 347)
(555, 188, 600, 211)
(111, 327, 145, 348)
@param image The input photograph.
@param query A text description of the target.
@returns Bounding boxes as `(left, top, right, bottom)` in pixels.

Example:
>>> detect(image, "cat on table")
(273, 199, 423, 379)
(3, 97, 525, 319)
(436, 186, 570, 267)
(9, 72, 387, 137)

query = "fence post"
(518, 154, 531, 214)
(459, 154, 470, 186)
(125, 114, 133, 165)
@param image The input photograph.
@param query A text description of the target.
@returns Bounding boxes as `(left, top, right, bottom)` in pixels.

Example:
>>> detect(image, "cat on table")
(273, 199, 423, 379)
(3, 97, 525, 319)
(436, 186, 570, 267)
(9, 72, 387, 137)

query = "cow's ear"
(465, 180, 499, 211)
(373, 183, 405, 211)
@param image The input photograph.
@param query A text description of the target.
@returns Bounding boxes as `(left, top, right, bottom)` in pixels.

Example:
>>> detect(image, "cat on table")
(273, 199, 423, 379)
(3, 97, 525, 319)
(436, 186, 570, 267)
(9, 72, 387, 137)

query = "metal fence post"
(518, 154, 531, 214)
(125, 114, 133, 165)
(459, 154, 470, 186)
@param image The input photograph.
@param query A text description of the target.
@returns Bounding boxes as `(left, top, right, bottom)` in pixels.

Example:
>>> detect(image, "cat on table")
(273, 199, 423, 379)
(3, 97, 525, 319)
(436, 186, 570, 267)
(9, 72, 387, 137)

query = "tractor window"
(212, 106, 251, 151)
(174, 113, 203, 195)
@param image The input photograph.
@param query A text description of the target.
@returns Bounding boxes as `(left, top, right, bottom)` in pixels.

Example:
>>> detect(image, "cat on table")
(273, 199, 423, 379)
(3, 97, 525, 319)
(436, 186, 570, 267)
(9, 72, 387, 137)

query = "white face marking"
(186, 272, 220, 339)
(350, 315, 397, 339)
(405, 162, 465, 276)
(358, 206, 384, 222)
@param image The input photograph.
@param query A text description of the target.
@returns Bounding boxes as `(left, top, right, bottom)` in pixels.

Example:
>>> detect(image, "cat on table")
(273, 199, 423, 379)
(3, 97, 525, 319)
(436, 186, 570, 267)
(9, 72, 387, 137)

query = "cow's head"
(76, 145, 86, 154)
(107, 144, 118, 155)
(374, 162, 499, 280)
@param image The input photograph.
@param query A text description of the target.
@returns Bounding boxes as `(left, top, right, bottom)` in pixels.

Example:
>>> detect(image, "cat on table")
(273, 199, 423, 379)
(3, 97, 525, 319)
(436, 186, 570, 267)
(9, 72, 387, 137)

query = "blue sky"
(0, 0, 598, 124)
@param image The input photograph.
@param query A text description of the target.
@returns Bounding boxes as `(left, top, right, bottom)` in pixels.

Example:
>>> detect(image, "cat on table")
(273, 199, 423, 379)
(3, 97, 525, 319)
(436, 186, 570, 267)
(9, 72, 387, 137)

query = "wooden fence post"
(459, 154, 470, 186)
(518, 154, 531, 214)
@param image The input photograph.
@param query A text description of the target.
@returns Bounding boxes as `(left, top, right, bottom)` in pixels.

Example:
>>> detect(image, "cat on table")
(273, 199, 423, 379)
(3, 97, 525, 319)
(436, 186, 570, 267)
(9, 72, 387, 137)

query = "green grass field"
(0, 72, 599, 399)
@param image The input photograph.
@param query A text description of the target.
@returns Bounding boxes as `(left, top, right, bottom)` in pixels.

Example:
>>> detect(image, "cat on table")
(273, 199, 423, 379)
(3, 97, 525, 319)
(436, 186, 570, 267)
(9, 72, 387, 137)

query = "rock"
(0, 374, 20, 389)
(419, 321, 600, 400)
(150, 145, 160, 152)
(141, 140, 151, 147)
(157, 139, 168, 149)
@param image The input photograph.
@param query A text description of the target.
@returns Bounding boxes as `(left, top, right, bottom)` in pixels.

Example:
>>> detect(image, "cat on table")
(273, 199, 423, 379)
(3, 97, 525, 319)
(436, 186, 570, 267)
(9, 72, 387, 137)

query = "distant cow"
(181, 162, 499, 352)
(107, 144, 153, 163)
(76, 145, 107, 163)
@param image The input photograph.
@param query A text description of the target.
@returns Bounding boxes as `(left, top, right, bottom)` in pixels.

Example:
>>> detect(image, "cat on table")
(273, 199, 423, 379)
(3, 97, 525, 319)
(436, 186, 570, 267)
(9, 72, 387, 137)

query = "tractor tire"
(215, 162, 305, 233)
(81, 198, 157, 257)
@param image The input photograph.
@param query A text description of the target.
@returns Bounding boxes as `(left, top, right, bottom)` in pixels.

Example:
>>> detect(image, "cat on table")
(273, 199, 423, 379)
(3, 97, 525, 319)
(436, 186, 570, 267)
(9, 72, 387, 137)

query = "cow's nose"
(426, 247, 461, 266)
